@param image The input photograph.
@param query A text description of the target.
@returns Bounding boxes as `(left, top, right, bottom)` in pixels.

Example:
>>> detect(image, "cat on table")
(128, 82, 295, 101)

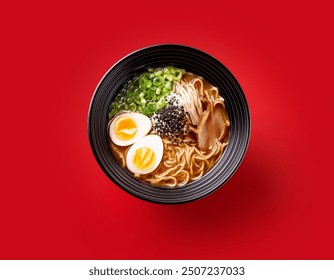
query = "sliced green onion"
(165, 81, 172, 90)
(108, 66, 183, 118)
(164, 73, 173, 81)
(157, 97, 167, 108)
(144, 80, 152, 88)
(153, 76, 164, 86)
(139, 92, 147, 105)
(173, 69, 182, 81)
(133, 95, 141, 105)
(128, 103, 137, 111)
(117, 103, 127, 111)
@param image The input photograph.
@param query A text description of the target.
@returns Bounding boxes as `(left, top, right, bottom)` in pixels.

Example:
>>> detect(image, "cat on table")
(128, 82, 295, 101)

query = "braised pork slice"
(197, 101, 230, 150)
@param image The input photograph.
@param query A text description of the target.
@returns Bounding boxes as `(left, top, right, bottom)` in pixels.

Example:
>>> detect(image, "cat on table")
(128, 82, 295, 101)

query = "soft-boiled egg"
(109, 112, 152, 146)
(126, 135, 163, 175)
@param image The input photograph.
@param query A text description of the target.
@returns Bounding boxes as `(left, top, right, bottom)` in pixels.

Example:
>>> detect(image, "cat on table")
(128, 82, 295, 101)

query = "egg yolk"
(115, 117, 137, 140)
(133, 147, 156, 171)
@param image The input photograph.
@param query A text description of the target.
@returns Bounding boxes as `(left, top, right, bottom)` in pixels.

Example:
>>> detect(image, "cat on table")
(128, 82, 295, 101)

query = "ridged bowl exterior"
(88, 45, 250, 204)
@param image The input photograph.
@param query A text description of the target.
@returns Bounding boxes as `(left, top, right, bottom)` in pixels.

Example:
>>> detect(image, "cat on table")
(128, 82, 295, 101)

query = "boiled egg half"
(126, 135, 163, 175)
(109, 112, 152, 146)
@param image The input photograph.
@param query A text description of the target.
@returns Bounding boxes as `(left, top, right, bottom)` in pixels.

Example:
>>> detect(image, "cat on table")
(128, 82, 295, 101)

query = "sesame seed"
(151, 100, 189, 143)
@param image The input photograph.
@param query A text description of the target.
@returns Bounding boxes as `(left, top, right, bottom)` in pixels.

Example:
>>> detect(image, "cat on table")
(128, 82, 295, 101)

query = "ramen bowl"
(88, 44, 250, 204)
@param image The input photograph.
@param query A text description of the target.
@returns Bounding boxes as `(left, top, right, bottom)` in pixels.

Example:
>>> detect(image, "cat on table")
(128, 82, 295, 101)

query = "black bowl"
(88, 44, 250, 204)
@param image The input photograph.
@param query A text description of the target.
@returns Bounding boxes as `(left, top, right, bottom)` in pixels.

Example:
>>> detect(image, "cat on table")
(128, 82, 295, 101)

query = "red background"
(1, 0, 333, 259)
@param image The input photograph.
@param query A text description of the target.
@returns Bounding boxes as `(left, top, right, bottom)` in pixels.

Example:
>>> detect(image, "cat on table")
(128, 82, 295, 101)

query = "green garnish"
(109, 66, 183, 118)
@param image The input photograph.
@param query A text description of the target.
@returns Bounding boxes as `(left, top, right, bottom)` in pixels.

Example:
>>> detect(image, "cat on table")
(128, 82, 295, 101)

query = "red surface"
(1, 0, 333, 259)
